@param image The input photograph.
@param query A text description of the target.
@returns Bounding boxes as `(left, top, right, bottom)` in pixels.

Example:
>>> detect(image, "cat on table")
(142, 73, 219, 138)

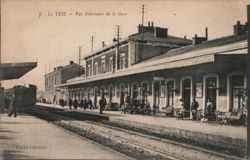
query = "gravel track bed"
(101, 120, 245, 157)
(66, 120, 240, 160)
(28, 110, 169, 160)
(28, 108, 244, 160)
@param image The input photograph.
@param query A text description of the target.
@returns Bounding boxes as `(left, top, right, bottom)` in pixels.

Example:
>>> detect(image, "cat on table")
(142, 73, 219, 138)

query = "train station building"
(57, 21, 248, 118)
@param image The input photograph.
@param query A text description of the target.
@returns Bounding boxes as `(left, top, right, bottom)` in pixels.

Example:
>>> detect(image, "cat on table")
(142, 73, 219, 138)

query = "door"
(166, 80, 174, 107)
(142, 82, 148, 103)
(153, 81, 160, 107)
(120, 84, 125, 107)
(230, 75, 244, 113)
(109, 85, 114, 104)
(205, 77, 217, 111)
(182, 79, 191, 111)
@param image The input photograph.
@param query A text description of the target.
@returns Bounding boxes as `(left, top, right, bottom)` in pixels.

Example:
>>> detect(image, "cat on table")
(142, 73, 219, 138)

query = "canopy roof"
(57, 39, 247, 87)
(0, 62, 37, 80)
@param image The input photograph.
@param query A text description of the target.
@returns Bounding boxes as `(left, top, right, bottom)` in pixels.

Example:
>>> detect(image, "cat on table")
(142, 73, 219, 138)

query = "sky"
(1, 0, 248, 90)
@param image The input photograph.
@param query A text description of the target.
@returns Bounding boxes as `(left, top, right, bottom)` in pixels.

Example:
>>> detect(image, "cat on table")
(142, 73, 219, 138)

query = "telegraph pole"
(139, 4, 145, 62)
(247, 5, 250, 158)
(116, 25, 120, 71)
(142, 4, 144, 27)
(78, 47, 81, 77)
(91, 36, 94, 53)
(91, 36, 94, 76)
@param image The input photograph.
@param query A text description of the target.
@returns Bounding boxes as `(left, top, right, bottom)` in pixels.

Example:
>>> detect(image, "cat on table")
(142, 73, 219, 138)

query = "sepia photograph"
(0, 0, 249, 159)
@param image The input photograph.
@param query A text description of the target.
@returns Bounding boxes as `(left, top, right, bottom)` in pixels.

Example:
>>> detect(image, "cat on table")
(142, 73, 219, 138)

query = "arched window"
(230, 75, 244, 112)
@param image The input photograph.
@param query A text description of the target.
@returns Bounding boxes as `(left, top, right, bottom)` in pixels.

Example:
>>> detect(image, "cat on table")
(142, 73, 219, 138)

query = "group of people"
(176, 98, 215, 121)
(67, 96, 107, 114)
(68, 97, 94, 110)
(121, 95, 151, 114)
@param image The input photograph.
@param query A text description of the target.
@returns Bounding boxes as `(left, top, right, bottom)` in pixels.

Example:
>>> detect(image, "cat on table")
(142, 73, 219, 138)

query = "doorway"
(120, 84, 125, 107)
(182, 79, 191, 111)
(230, 75, 244, 113)
(153, 81, 160, 107)
(166, 80, 174, 107)
(205, 77, 217, 111)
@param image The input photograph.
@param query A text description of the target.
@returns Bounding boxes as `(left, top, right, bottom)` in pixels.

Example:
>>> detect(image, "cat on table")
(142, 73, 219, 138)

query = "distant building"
(44, 61, 85, 104)
(57, 21, 248, 118)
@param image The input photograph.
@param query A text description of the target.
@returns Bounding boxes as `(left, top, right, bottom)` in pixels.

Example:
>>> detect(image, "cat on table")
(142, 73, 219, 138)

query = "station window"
(101, 58, 105, 73)
(120, 53, 126, 69)
(94, 62, 98, 75)
(87, 64, 91, 76)
(230, 75, 244, 113)
(109, 57, 113, 72)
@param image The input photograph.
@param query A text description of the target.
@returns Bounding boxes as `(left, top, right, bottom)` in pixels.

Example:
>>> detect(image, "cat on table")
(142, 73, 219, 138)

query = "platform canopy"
(0, 62, 37, 80)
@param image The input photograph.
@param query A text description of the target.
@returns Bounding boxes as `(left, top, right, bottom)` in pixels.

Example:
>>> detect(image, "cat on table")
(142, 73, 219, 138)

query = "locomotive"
(4, 84, 37, 113)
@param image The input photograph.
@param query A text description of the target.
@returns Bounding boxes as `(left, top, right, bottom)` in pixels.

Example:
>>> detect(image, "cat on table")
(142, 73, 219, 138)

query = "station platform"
(0, 113, 131, 160)
(37, 103, 247, 152)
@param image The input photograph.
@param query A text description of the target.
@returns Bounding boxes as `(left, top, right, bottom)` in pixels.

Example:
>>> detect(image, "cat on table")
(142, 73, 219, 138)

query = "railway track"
(27, 106, 243, 160)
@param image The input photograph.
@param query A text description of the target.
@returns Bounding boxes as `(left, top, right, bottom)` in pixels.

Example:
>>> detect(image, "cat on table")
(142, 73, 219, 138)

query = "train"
(4, 84, 37, 113)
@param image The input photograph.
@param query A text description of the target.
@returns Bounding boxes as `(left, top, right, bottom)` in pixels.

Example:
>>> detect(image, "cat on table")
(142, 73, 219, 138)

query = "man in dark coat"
(80, 98, 84, 109)
(69, 97, 73, 109)
(88, 98, 93, 109)
(99, 96, 107, 114)
(83, 97, 88, 110)
(73, 98, 78, 109)
(191, 98, 199, 120)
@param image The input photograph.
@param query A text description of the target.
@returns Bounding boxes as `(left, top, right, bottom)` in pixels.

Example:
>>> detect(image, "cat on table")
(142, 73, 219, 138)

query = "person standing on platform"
(73, 98, 78, 109)
(191, 98, 199, 120)
(69, 97, 73, 109)
(88, 98, 93, 109)
(84, 97, 88, 110)
(8, 94, 17, 117)
(80, 98, 84, 109)
(99, 95, 107, 114)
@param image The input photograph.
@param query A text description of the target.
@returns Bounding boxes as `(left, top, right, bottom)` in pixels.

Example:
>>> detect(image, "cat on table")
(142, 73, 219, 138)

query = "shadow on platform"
(3, 150, 37, 160)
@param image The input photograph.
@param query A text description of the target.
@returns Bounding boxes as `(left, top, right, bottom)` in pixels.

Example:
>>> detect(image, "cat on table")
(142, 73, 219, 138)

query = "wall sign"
(196, 83, 203, 98)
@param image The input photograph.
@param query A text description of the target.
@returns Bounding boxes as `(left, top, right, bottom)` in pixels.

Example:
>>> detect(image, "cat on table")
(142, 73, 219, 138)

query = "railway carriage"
(4, 84, 37, 113)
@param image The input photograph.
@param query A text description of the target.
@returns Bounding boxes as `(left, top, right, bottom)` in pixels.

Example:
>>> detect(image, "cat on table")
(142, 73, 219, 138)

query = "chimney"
(192, 34, 197, 45)
(54, 67, 56, 71)
(70, 61, 74, 65)
(233, 21, 247, 35)
(148, 21, 150, 27)
(154, 27, 168, 38)
(245, 22, 248, 33)
(192, 34, 207, 45)
(138, 24, 142, 33)
(184, 35, 186, 39)
(151, 21, 154, 27)
(102, 41, 106, 47)
(205, 27, 208, 40)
